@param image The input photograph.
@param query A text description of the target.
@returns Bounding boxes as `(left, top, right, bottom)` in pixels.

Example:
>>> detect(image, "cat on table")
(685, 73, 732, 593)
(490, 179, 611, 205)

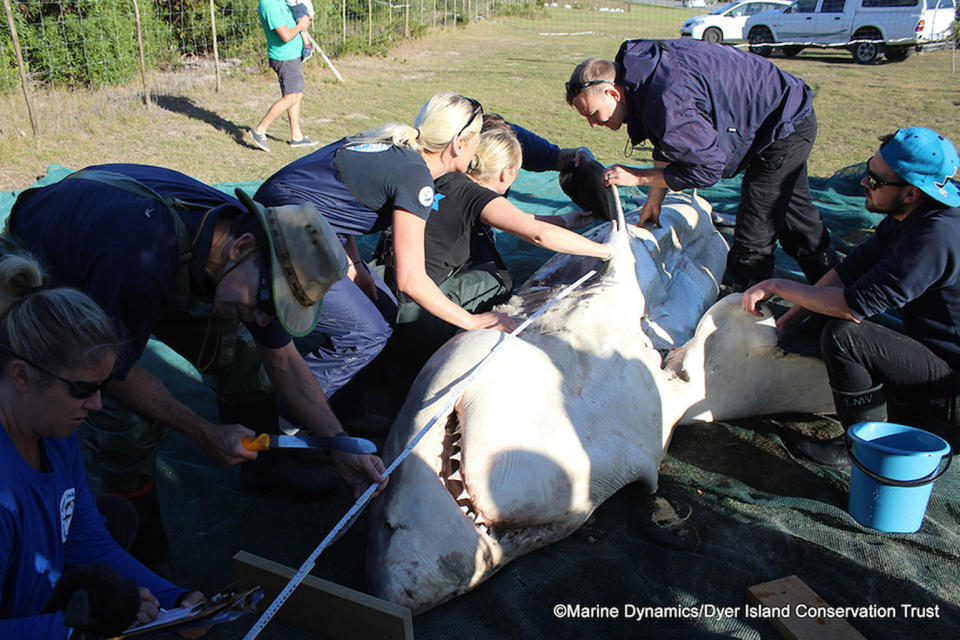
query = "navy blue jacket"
(838, 203, 960, 369)
(615, 39, 814, 190)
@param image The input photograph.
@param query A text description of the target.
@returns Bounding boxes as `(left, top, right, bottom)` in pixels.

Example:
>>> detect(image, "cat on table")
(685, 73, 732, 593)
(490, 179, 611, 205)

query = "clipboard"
(118, 585, 263, 639)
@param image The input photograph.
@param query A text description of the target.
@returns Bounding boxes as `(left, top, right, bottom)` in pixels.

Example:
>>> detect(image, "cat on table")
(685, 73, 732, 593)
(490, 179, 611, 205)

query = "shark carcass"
(367, 191, 834, 613)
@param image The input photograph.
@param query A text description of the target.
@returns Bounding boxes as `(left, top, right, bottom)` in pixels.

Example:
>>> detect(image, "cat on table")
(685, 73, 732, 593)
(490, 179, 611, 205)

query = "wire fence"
(0, 0, 956, 98)
(0, 0, 533, 95)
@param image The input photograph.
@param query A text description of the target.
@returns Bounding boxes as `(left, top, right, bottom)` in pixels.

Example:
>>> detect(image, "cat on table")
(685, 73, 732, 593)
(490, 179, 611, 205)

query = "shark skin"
(367, 192, 834, 613)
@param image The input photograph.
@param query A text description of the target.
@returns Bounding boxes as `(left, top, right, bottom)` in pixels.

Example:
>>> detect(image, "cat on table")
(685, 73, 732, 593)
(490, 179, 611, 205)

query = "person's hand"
(177, 591, 209, 639)
(203, 423, 257, 468)
(348, 261, 378, 301)
(602, 165, 641, 188)
(135, 588, 160, 626)
(468, 311, 516, 333)
(332, 451, 388, 498)
(742, 280, 779, 317)
(636, 197, 662, 229)
(297, 15, 311, 30)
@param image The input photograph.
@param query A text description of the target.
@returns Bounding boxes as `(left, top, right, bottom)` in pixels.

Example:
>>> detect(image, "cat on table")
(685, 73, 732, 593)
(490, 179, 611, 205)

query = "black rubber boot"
(795, 244, 841, 285)
(793, 385, 887, 469)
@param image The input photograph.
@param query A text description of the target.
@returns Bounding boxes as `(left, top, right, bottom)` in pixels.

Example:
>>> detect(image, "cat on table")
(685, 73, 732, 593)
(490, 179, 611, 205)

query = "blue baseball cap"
(880, 127, 960, 207)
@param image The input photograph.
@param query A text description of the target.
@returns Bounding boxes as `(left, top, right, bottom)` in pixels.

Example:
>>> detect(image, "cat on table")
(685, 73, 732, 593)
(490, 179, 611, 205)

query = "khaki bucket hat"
(235, 189, 347, 337)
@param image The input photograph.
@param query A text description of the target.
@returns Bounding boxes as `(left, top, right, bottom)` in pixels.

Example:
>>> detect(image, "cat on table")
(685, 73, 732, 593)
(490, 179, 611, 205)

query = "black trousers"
(725, 113, 834, 288)
(821, 318, 960, 428)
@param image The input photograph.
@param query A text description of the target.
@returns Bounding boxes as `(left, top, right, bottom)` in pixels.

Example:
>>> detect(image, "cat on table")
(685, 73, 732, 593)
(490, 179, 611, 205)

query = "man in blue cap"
(742, 128, 960, 467)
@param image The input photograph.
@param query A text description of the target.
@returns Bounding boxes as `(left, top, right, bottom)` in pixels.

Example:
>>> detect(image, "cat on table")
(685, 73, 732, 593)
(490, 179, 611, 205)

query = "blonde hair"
(352, 92, 483, 153)
(468, 120, 522, 181)
(0, 253, 120, 379)
(565, 57, 618, 105)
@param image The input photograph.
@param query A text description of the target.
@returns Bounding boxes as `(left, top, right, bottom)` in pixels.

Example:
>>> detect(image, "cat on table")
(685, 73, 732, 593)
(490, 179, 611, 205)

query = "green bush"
(154, 0, 261, 58)
(0, 0, 173, 89)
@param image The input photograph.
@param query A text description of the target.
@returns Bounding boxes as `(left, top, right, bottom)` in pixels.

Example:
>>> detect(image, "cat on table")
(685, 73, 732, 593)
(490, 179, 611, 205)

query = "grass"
(0, 9, 958, 190)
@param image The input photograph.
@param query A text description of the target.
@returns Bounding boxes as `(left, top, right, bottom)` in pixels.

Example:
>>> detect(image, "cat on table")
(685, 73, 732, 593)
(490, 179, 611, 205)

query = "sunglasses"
(564, 79, 614, 98)
(864, 165, 909, 191)
(456, 97, 483, 140)
(1, 346, 112, 399)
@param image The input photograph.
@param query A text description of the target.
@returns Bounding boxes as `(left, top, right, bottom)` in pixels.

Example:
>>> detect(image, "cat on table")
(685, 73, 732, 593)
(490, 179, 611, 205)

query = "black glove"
(43, 563, 140, 639)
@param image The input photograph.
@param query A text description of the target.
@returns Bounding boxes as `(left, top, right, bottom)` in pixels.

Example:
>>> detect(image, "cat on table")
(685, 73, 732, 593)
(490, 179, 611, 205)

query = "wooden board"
(747, 575, 868, 640)
(233, 550, 414, 640)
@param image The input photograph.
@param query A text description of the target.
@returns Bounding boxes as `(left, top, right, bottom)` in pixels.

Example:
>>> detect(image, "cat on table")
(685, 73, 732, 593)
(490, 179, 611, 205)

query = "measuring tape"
(242, 267, 599, 640)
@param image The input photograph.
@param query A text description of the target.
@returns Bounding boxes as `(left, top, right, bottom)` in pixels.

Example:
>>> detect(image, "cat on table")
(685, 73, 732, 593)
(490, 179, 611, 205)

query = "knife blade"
(241, 433, 377, 455)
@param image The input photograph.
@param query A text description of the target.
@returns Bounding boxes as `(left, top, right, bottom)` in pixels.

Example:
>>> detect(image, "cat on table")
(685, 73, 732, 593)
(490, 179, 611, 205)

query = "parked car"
(681, 0, 792, 42)
(744, 0, 956, 63)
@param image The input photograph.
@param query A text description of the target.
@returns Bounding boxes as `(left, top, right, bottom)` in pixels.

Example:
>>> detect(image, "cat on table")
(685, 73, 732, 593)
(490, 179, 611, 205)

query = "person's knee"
(820, 318, 861, 363)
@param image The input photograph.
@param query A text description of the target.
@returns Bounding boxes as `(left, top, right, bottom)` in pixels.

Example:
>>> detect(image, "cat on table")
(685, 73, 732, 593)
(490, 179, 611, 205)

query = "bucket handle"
(845, 435, 953, 488)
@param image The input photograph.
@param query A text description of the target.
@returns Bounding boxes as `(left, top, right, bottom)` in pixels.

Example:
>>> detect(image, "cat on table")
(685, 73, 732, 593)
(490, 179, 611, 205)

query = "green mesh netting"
(2, 166, 957, 639)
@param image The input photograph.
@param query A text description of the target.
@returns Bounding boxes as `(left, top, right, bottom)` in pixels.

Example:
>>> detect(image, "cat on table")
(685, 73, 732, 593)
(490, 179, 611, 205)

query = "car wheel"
(851, 30, 884, 64)
(748, 27, 774, 58)
(782, 45, 804, 58)
(703, 27, 722, 43)
(885, 45, 913, 62)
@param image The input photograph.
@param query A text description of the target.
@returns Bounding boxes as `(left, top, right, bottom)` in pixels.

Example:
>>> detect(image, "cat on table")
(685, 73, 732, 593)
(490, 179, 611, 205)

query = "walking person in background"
(249, 0, 318, 151)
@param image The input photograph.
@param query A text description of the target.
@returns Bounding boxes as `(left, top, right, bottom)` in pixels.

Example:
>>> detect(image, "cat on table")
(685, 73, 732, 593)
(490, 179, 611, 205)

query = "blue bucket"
(847, 422, 952, 533)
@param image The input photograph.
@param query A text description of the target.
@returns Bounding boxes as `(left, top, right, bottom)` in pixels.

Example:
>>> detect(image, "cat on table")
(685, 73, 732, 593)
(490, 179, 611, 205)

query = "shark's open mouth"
(438, 411, 494, 537)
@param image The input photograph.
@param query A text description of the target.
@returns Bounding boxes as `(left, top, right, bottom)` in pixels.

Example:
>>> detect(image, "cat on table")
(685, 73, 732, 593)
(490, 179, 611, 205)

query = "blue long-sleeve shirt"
(0, 428, 185, 639)
(838, 203, 960, 369)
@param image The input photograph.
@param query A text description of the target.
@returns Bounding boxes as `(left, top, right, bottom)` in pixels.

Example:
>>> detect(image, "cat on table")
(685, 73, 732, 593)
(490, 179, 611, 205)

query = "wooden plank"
(233, 550, 414, 640)
(747, 575, 868, 640)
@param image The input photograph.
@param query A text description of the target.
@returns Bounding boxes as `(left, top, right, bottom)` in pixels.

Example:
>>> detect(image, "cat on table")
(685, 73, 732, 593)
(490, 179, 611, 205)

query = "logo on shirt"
(60, 488, 75, 543)
(418, 186, 435, 208)
(432, 193, 445, 211)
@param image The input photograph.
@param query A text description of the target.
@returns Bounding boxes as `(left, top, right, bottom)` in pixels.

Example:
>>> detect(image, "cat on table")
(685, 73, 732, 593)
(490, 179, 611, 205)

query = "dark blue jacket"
(615, 39, 814, 190)
(838, 203, 960, 369)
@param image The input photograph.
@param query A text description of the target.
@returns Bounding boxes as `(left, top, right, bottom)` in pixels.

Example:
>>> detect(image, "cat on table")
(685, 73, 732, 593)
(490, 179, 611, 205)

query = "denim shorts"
(269, 57, 305, 96)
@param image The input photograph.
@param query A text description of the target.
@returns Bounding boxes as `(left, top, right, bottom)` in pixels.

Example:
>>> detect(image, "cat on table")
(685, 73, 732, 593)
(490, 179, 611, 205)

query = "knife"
(240, 433, 377, 455)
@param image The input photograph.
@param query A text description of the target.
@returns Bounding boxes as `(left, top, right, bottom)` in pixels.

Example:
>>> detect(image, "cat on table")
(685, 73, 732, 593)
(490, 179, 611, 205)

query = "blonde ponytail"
(352, 92, 483, 154)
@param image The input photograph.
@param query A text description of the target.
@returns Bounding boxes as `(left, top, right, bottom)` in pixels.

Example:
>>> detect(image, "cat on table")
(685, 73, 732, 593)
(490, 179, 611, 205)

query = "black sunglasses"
(456, 97, 483, 140)
(864, 165, 909, 191)
(0, 346, 112, 399)
(564, 79, 614, 98)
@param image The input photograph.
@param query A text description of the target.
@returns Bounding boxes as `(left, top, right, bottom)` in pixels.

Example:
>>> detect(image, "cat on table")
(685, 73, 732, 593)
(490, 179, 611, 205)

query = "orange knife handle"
(241, 434, 270, 451)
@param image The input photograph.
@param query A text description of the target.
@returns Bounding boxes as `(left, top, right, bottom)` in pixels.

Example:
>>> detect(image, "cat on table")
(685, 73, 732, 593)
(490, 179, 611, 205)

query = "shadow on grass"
(153, 94, 264, 150)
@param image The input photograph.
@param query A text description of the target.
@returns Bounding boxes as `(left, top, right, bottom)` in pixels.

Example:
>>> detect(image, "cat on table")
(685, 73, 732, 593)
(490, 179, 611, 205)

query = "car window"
(860, 0, 919, 6)
(744, 3, 766, 13)
(729, 4, 749, 15)
(821, 0, 845, 11)
(792, 0, 818, 12)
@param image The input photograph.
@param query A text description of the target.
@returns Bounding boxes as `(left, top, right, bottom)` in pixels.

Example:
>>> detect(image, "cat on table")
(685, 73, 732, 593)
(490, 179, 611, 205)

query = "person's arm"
(106, 365, 256, 468)
(256, 341, 387, 496)
(482, 198, 611, 260)
(393, 209, 516, 332)
(273, 14, 311, 42)
(343, 235, 378, 301)
(603, 160, 671, 227)
(742, 269, 855, 331)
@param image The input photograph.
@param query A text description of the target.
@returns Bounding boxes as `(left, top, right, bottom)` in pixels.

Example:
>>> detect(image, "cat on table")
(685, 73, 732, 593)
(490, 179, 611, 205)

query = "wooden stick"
(2, 0, 40, 136)
(209, 0, 221, 91)
(130, 0, 151, 107)
(305, 32, 344, 83)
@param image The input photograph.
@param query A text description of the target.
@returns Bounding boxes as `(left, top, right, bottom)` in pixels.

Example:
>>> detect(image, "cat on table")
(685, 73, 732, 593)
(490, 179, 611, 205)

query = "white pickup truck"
(745, 0, 956, 63)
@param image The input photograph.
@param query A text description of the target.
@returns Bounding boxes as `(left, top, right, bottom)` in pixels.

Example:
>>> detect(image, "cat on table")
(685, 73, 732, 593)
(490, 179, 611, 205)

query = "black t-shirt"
(425, 173, 501, 283)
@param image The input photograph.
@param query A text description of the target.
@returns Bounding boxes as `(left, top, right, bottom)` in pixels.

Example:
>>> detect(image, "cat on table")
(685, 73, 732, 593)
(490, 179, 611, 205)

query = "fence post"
(209, 0, 221, 91)
(368, 0, 373, 46)
(130, 0, 151, 107)
(405, 1, 410, 38)
(2, 0, 40, 136)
